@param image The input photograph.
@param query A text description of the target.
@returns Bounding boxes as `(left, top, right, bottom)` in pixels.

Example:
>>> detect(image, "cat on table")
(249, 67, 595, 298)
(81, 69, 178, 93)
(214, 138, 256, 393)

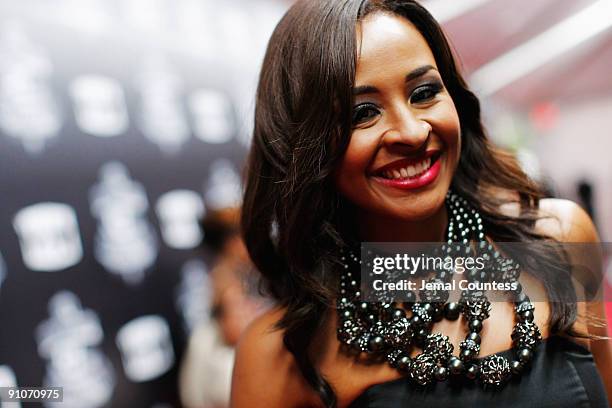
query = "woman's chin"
(390, 190, 447, 219)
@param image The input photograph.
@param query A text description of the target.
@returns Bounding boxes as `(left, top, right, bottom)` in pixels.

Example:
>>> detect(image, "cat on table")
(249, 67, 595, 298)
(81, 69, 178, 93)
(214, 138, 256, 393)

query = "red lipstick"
(372, 153, 442, 190)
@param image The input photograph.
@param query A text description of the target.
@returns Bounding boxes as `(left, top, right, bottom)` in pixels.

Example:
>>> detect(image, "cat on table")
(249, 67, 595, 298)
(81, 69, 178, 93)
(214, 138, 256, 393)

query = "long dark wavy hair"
(242, 1, 578, 406)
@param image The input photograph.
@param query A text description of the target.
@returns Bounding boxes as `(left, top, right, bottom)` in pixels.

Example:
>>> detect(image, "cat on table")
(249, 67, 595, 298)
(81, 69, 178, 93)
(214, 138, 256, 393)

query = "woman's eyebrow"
(352, 65, 437, 96)
(353, 85, 378, 96)
(405, 64, 436, 82)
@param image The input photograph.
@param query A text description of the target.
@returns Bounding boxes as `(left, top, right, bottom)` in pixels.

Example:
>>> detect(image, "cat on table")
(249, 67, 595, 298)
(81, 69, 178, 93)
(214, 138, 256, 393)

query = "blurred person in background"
(179, 207, 270, 408)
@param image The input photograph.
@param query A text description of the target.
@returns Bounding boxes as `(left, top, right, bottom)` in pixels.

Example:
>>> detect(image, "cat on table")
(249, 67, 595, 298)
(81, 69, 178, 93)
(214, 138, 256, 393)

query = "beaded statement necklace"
(336, 191, 542, 387)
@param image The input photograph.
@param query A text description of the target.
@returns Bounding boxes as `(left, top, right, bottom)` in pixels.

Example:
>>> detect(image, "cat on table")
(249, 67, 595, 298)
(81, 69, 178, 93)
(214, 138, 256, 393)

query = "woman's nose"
(382, 107, 431, 149)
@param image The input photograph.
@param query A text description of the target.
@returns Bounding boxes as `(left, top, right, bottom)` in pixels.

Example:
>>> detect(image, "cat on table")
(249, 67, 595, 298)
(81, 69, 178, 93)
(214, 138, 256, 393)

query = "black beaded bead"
(368, 335, 385, 352)
(410, 354, 437, 386)
(414, 328, 428, 346)
(466, 364, 480, 380)
(388, 308, 404, 320)
(461, 348, 475, 361)
(396, 354, 412, 371)
(432, 306, 444, 322)
(518, 348, 532, 363)
(467, 332, 481, 345)
(515, 301, 535, 314)
(435, 366, 449, 381)
(480, 355, 511, 386)
(449, 357, 464, 375)
(469, 319, 483, 333)
(510, 360, 523, 375)
(444, 302, 461, 320)
(338, 297, 350, 307)
(386, 349, 403, 367)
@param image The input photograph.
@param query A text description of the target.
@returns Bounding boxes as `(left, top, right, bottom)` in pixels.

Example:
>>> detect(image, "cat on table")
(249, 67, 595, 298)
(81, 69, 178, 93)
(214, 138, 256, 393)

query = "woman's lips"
(372, 155, 442, 190)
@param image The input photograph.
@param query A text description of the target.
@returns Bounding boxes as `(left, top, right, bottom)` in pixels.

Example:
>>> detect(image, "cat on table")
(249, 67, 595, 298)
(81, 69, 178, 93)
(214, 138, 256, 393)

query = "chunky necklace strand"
(336, 191, 542, 387)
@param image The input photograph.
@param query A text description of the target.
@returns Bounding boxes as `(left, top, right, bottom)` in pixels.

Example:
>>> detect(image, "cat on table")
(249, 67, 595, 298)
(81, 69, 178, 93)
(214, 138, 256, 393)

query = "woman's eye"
(410, 83, 443, 104)
(352, 103, 380, 125)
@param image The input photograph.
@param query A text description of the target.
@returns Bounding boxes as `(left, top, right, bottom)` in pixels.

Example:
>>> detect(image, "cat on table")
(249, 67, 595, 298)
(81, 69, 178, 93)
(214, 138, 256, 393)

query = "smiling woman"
(232, 1, 612, 407)
(336, 13, 460, 238)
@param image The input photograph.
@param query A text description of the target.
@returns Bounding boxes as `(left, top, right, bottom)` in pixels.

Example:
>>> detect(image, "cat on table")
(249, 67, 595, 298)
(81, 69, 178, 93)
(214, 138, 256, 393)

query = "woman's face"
(335, 12, 461, 226)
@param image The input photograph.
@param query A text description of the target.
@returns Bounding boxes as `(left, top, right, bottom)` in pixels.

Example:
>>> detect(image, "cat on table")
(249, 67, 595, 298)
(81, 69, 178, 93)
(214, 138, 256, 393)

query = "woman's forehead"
(356, 12, 438, 83)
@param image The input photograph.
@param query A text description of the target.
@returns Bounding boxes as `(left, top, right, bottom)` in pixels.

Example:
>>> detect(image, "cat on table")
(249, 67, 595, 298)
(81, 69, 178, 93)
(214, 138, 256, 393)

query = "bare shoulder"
(497, 194, 599, 242)
(536, 198, 599, 242)
(500, 198, 601, 340)
(536, 198, 602, 295)
(498, 196, 598, 242)
(230, 307, 319, 408)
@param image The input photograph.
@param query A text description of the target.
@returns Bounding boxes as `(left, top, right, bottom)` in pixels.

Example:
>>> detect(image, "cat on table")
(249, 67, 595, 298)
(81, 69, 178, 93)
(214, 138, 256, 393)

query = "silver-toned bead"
(480, 355, 510, 386)
(409, 353, 437, 386)
(515, 302, 535, 314)
(511, 321, 542, 349)
(424, 333, 454, 362)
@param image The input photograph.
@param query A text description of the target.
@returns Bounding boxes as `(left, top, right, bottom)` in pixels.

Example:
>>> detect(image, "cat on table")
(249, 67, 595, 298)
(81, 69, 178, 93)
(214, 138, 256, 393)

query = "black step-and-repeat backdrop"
(0, 1, 285, 407)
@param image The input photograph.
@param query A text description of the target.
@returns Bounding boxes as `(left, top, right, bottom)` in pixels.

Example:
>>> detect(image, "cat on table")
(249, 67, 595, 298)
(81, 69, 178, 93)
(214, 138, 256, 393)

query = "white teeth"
(382, 157, 434, 180)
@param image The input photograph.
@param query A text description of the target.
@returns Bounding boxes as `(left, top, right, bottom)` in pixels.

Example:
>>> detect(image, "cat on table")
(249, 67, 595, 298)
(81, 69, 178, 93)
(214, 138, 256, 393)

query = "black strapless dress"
(349, 336, 609, 408)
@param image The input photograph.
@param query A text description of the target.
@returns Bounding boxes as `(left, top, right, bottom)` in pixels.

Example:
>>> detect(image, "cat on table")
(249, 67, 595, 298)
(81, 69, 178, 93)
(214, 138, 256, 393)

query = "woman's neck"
(357, 205, 448, 243)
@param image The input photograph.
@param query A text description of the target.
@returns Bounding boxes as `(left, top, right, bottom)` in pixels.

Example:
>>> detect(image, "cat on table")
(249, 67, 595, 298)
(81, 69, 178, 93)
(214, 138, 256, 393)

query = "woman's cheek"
(344, 133, 374, 175)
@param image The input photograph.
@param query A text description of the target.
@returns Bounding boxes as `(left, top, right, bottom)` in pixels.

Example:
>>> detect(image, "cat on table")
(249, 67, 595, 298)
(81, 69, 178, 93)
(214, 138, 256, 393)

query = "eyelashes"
(352, 103, 380, 125)
(410, 82, 443, 104)
(351, 81, 444, 127)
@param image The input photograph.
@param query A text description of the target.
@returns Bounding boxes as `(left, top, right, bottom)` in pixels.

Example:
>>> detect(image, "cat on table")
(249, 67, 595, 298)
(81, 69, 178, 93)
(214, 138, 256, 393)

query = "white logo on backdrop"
(204, 159, 242, 210)
(36, 291, 115, 408)
(175, 259, 211, 334)
(90, 162, 158, 285)
(155, 190, 205, 250)
(136, 55, 190, 154)
(115, 315, 175, 382)
(0, 365, 21, 408)
(0, 252, 6, 293)
(13, 203, 83, 272)
(69, 75, 129, 137)
(0, 22, 62, 154)
(188, 89, 235, 144)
